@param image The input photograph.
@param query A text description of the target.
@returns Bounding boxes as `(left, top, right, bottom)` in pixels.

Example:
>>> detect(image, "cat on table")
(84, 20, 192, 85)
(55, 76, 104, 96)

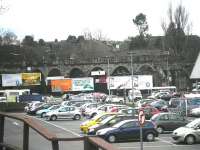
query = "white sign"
(107, 75, 153, 90)
(91, 71, 105, 76)
(2, 74, 22, 87)
(72, 77, 94, 91)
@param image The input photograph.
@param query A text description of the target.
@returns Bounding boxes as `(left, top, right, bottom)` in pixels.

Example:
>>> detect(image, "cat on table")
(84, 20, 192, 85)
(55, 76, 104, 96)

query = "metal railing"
(0, 112, 119, 150)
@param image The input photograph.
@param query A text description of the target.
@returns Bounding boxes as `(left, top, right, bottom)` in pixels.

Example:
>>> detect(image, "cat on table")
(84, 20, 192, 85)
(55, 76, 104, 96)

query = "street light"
(128, 52, 135, 102)
(106, 56, 111, 100)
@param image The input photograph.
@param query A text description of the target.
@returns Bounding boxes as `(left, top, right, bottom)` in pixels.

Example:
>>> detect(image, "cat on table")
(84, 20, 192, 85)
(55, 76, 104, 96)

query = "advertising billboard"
(51, 79, 72, 92)
(21, 73, 41, 86)
(72, 77, 94, 91)
(108, 75, 153, 90)
(2, 74, 22, 87)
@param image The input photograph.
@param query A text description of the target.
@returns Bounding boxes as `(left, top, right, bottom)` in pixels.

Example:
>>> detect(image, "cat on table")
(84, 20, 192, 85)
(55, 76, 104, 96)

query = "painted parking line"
(29, 116, 81, 137)
(157, 137, 176, 146)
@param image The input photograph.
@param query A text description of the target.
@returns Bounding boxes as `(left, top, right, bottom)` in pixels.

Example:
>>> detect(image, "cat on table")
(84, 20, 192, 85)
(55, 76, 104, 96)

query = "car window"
(59, 107, 67, 112)
(70, 107, 75, 111)
(121, 121, 138, 128)
(159, 114, 169, 120)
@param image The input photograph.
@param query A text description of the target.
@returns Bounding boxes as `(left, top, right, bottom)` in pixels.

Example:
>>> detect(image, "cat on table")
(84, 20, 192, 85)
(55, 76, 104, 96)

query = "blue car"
(36, 105, 60, 118)
(96, 119, 158, 143)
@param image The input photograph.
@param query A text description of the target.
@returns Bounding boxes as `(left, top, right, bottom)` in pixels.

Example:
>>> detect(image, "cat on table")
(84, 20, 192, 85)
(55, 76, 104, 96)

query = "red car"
(139, 106, 161, 120)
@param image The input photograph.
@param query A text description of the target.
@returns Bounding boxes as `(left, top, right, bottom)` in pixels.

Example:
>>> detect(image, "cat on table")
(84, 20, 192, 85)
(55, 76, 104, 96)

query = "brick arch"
(69, 68, 84, 78)
(112, 66, 130, 76)
(136, 64, 155, 74)
(48, 68, 61, 77)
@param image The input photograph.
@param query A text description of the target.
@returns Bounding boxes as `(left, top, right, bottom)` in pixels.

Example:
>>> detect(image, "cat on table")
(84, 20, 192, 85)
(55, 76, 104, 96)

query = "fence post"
(23, 123, 29, 150)
(52, 140, 59, 150)
(0, 115, 4, 150)
(84, 137, 98, 150)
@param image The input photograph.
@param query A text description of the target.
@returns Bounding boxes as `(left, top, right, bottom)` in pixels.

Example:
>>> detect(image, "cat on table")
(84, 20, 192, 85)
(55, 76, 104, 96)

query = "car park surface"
(20, 112, 200, 150)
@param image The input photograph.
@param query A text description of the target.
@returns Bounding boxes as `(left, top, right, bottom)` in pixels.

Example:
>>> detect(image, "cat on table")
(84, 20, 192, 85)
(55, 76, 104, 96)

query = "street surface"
(2, 113, 200, 150)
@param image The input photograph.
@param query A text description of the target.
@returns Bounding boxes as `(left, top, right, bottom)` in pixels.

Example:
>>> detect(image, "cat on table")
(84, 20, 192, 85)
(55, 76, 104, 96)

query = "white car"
(105, 95, 124, 103)
(172, 118, 200, 144)
(45, 106, 81, 121)
(86, 104, 116, 118)
(190, 107, 200, 117)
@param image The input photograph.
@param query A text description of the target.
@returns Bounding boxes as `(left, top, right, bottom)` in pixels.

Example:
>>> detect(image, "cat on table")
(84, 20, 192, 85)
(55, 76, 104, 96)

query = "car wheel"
(146, 133, 155, 142)
(74, 114, 81, 120)
(41, 112, 46, 118)
(157, 126, 164, 134)
(108, 134, 116, 143)
(50, 115, 57, 121)
(185, 135, 195, 145)
(91, 113, 97, 118)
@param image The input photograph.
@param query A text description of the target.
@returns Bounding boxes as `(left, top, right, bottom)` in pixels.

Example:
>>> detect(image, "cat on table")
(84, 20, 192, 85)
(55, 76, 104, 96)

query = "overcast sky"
(0, 0, 199, 42)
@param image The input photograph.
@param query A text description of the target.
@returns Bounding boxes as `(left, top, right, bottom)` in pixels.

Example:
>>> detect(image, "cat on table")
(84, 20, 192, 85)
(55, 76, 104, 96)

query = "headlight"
(89, 128, 94, 132)
(96, 130, 106, 135)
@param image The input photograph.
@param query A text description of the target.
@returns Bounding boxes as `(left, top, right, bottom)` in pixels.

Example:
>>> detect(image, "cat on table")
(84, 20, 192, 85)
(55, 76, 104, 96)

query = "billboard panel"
(51, 79, 72, 92)
(108, 75, 153, 90)
(72, 77, 94, 91)
(21, 73, 41, 86)
(2, 74, 22, 87)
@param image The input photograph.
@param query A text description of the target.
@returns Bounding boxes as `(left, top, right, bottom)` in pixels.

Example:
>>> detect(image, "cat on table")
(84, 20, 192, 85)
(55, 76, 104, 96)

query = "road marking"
(30, 116, 81, 137)
(157, 137, 176, 145)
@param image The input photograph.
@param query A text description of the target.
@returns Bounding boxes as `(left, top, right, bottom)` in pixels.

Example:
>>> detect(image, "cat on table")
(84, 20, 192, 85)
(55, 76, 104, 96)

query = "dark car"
(150, 99, 168, 110)
(150, 112, 188, 134)
(88, 114, 134, 135)
(96, 119, 158, 143)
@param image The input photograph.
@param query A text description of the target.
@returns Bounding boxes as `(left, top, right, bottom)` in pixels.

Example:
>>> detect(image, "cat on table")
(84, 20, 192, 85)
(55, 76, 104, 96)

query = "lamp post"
(128, 52, 135, 102)
(106, 56, 111, 100)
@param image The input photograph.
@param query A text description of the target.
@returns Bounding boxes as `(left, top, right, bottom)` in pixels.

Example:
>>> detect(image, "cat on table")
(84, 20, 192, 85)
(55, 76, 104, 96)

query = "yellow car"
(80, 112, 117, 134)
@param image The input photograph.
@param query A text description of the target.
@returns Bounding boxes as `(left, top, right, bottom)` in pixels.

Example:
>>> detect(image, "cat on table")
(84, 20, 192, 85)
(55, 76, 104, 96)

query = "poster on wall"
(108, 76, 138, 89)
(107, 75, 153, 90)
(72, 77, 94, 91)
(51, 79, 72, 92)
(2, 74, 22, 87)
(21, 73, 41, 86)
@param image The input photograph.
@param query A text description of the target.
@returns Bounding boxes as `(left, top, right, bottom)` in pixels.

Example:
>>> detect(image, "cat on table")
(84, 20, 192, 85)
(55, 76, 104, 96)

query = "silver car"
(172, 118, 200, 144)
(45, 106, 81, 121)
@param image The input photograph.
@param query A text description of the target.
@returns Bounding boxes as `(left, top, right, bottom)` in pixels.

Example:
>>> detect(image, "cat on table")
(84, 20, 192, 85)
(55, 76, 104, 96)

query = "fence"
(0, 112, 119, 150)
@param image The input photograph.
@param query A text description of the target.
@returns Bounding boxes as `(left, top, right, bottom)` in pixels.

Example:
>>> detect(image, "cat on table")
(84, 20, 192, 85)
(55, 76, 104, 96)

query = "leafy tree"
(133, 13, 149, 37)
(22, 35, 35, 46)
(130, 13, 150, 49)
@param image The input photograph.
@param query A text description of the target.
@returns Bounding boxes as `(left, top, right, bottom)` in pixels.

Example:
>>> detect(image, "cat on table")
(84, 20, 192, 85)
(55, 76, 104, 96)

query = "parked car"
(105, 95, 124, 103)
(80, 112, 117, 134)
(149, 99, 168, 111)
(36, 104, 60, 118)
(190, 107, 200, 117)
(45, 106, 81, 121)
(85, 104, 117, 118)
(88, 114, 134, 135)
(27, 102, 56, 115)
(25, 102, 45, 115)
(172, 118, 200, 144)
(141, 106, 161, 120)
(150, 112, 188, 134)
(96, 119, 158, 143)
(135, 98, 155, 108)
(118, 107, 138, 116)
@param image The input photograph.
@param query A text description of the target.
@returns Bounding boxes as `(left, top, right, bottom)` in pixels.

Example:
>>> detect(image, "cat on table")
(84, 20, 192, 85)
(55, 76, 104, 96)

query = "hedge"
(0, 102, 26, 112)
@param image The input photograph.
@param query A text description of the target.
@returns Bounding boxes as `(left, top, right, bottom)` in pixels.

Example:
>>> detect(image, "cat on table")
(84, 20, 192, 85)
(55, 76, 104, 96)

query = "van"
(0, 90, 7, 102)
(128, 89, 142, 101)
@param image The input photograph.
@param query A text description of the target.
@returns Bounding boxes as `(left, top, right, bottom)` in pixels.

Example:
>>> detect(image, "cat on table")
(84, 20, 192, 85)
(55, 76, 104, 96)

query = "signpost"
(138, 110, 145, 150)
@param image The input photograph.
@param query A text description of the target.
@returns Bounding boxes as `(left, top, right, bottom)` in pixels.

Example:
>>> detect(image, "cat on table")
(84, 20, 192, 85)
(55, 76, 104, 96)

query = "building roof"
(190, 52, 200, 79)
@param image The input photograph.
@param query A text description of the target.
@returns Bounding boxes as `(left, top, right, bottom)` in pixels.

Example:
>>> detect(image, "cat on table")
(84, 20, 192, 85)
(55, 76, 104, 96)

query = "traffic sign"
(138, 110, 145, 126)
